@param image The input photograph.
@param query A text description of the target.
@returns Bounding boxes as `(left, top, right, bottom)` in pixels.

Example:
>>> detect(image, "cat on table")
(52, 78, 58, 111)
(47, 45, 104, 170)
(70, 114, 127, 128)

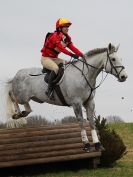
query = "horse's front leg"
(83, 98, 104, 151)
(72, 102, 91, 152)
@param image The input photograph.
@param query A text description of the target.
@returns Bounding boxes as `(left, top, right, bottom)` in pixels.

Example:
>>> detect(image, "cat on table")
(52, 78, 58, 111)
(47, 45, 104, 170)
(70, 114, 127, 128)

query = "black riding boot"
(45, 71, 57, 100)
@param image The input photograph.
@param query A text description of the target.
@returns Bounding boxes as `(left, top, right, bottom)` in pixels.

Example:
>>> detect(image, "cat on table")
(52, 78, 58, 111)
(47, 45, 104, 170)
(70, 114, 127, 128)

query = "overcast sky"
(0, 0, 133, 122)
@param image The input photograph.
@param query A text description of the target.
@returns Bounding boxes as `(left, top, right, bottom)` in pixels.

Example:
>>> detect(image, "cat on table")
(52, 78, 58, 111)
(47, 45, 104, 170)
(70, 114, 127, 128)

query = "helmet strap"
(56, 28, 61, 35)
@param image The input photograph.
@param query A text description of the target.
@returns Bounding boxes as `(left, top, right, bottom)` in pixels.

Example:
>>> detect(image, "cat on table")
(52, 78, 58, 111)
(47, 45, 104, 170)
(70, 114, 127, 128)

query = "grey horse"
(2, 43, 127, 152)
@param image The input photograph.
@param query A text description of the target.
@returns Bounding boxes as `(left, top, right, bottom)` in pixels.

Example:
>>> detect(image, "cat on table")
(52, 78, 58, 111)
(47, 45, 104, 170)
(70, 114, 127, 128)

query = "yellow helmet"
(56, 18, 72, 29)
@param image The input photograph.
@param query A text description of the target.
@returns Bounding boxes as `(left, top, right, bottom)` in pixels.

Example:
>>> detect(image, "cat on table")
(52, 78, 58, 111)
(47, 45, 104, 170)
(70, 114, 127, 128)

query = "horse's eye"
(112, 58, 116, 62)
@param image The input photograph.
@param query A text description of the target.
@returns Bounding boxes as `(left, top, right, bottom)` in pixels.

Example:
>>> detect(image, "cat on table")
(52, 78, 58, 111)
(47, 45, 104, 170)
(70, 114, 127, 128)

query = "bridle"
(105, 50, 125, 79)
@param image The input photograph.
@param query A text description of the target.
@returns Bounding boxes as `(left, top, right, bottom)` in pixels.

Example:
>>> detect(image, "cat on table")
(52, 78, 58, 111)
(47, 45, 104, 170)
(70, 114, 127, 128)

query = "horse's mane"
(85, 48, 107, 57)
(85, 45, 116, 57)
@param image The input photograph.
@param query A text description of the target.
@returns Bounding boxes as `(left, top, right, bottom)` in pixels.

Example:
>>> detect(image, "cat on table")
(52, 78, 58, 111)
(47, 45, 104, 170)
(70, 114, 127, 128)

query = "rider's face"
(62, 26, 69, 34)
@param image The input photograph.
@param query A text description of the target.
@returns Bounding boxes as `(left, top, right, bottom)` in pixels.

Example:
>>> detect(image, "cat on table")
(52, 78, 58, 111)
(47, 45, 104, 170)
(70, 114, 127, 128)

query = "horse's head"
(104, 43, 128, 82)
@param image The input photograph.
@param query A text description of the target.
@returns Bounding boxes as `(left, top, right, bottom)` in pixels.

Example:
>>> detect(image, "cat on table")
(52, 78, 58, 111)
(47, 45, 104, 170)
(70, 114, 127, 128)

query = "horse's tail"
(0, 80, 27, 128)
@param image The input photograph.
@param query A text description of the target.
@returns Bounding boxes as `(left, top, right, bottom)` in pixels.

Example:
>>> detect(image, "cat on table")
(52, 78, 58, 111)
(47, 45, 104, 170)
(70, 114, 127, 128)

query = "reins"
(66, 49, 125, 101)
(67, 48, 125, 89)
(65, 55, 108, 99)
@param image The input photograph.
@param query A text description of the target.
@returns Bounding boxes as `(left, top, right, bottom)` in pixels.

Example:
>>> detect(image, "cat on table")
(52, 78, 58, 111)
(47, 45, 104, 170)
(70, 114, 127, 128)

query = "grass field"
(0, 123, 133, 177)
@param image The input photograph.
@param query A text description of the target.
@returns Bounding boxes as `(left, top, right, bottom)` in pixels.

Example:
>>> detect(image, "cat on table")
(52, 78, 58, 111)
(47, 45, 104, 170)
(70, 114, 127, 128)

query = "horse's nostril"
(121, 75, 127, 80)
(121, 76, 125, 79)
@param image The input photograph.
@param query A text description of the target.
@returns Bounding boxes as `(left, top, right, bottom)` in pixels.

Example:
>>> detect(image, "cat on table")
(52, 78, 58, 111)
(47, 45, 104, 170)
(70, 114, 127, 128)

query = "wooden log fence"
(0, 123, 101, 168)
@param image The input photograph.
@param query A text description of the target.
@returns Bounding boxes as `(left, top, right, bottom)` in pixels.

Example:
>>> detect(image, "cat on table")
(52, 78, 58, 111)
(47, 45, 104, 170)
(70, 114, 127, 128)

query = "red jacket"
(41, 31, 83, 58)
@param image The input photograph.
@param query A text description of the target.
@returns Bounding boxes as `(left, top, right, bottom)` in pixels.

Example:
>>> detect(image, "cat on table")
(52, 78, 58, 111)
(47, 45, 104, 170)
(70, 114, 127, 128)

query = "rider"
(41, 18, 84, 98)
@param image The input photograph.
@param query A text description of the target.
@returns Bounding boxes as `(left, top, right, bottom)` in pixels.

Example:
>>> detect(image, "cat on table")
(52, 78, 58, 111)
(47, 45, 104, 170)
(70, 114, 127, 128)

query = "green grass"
(36, 123, 133, 177)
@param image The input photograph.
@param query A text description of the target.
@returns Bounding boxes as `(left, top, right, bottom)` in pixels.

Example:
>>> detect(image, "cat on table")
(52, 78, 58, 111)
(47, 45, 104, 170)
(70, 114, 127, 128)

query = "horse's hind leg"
(21, 102, 32, 117)
(9, 91, 23, 119)
(9, 92, 32, 118)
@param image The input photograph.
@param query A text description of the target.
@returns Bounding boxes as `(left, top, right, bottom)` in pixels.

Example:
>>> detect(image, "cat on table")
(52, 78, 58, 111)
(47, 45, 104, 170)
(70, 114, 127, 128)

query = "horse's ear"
(115, 44, 120, 52)
(108, 43, 112, 52)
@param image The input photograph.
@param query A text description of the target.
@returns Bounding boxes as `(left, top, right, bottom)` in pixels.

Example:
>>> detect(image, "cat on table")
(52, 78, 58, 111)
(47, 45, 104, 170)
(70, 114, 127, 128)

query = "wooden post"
(0, 123, 101, 168)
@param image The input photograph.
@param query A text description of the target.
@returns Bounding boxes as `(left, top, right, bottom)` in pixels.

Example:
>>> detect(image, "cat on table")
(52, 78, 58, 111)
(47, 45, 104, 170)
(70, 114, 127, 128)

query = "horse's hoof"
(21, 111, 30, 117)
(94, 142, 105, 151)
(83, 143, 92, 152)
(12, 113, 23, 119)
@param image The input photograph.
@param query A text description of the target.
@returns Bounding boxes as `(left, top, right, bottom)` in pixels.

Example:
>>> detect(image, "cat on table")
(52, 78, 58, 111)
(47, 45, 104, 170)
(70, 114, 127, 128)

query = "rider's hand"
(70, 53, 80, 59)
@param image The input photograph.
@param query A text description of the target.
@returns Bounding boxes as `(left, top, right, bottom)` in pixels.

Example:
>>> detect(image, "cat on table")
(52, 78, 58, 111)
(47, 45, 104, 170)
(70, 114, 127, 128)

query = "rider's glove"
(70, 53, 80, 59)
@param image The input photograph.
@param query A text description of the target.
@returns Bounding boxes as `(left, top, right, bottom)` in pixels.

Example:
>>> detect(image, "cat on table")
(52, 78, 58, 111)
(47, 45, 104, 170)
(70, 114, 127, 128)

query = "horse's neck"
(65, 52, 106, 88)
(84, 52, 106, 79)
